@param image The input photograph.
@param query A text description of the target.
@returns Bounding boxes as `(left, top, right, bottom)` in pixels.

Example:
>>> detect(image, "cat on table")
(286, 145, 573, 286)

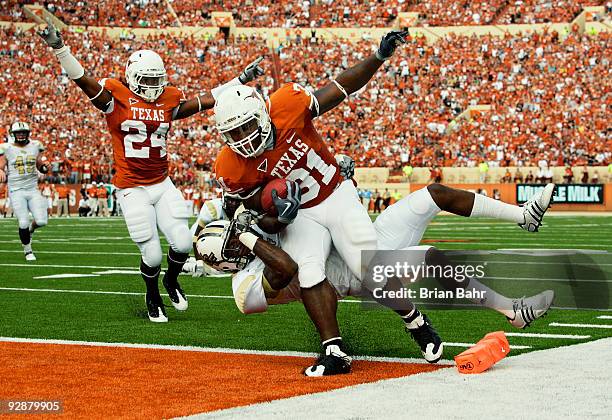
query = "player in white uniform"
(0, 122, 50, 261)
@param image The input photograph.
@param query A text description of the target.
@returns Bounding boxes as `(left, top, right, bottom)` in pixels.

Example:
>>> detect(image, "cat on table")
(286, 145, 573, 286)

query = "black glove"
(273, 181, 301, 224)
(38, 18, 64, 49)
(38, 164, 49, 174)
(375, 30, 408, 61)
(335, 154, 355, 180)
(238, 56, 265, 84)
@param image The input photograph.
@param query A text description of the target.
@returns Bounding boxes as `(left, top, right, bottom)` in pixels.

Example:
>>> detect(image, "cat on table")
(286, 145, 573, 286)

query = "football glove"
(273, 180, 301, 224)
(239, 56, 265, 84)
(375, 30, 408, 61)
(38, 164, 49, 174)
(335, 154, 355, 180)
(38, 18, 64, 49)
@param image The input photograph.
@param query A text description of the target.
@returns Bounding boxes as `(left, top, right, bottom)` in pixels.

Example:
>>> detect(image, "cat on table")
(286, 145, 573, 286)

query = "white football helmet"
(195, 220, 241, 273)
(214, 85, 273, 158)
(10, 121, 30, 144)
(125, 50, 167, 102)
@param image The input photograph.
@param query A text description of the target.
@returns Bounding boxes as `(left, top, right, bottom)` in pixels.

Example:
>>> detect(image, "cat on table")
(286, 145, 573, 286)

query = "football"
(260, 178, 288, 216)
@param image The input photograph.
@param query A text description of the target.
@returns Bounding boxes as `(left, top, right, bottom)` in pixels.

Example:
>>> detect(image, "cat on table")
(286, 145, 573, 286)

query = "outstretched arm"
(38, 19, 113, 112)
(313, 31, 407, 117)
(173, 57, 265, 120)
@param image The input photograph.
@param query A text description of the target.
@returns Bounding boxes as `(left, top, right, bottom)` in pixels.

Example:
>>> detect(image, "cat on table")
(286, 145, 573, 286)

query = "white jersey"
(0, 141, 44, 192)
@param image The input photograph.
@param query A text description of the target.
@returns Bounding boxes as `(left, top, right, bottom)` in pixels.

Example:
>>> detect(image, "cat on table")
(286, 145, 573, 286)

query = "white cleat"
(519, 183, 555, 232)
(507, 290, 555, 329)
(25, 252, 37, 261)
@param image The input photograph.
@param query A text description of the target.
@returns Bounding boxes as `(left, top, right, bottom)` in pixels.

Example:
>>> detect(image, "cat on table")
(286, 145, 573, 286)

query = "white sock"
(470, 193, 524, 223)
(23, 243, 32, 253)
(465, 278, 515, 318)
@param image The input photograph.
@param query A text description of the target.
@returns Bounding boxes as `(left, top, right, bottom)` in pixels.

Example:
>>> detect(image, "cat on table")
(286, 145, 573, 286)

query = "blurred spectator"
(55, 181, 69, 217)
(514, 168, 524, 183)
(563, 166, 574, 183)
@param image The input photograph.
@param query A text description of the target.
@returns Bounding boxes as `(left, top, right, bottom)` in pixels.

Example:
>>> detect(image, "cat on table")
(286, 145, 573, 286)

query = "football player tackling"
(38, 19, 264, 322)
(213, 30, 408, 358)
(0, 122, 50, 261)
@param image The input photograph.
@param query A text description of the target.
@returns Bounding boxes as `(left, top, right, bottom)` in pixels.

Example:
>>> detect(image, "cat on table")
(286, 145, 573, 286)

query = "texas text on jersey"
(99, 78, 185, 189)
(214, 83, 342, 207)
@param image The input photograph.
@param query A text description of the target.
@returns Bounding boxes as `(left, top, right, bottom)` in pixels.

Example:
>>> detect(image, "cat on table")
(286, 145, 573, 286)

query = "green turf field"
(1, 215, 611, 360)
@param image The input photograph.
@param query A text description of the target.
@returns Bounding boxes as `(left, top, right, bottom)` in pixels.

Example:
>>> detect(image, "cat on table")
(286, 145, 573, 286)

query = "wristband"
(54, 45, 85, 79)
(238, 232, 258, 251)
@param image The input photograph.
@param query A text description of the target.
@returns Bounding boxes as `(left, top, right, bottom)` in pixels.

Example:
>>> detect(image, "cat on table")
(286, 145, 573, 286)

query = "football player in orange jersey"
(213, 30, 408, 370)
(39, 19, 264, 322)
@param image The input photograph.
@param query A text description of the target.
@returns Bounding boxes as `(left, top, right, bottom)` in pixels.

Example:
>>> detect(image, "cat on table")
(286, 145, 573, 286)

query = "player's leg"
(118, 188, 166, 322)
(27, 190, 49, 258)
(281, 216, 349, 376)
(427, 183, 555, 232)
(10, 190, 35, 260)
(155, 182, 191, 311)
(304, 180, 378, 280)
(423, 246, 554, 328)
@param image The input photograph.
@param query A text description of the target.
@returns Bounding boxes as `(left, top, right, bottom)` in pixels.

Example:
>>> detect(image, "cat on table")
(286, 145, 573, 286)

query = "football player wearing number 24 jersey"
(39, 19, 265, 322)
(213, 30, 409, 367)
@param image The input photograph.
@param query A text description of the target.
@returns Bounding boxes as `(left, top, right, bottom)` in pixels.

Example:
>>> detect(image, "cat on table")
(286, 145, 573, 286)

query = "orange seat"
(454, 331, 510, 374)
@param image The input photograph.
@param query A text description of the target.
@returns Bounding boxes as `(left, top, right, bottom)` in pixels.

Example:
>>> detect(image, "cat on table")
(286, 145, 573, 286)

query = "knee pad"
(17, 217, 30, 229)
(410, 187, 441, 216)
(140, 240, 163, 268)
(169, 224, 192, 254)
(34, 216, 48, 227)
(298, 261, 327, 289)
(124, 211, 154, 243)
(165, 189, 191, 219)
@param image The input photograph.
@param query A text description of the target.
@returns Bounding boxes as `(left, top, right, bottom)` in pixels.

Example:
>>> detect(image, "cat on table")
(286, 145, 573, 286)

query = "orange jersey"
(214, 83, 341, 208)
(101, 78, 185, 189)
(97, 186, 108, 199)
(56, 185, 69, 199)
(0, 184, 6, 199)
(87, 187, 98, 198)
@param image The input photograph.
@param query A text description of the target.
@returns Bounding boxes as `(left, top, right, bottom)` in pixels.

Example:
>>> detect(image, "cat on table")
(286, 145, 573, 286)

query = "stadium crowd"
(0, 6, 609, 183)
(4, 1, 608, 27)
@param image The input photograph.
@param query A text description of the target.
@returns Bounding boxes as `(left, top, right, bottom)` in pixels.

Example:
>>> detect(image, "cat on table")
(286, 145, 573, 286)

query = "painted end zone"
(0, 341, 446, 418)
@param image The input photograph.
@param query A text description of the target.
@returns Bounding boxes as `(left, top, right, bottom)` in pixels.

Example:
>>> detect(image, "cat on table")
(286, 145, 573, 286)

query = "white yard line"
(550, 322, 612, 329)
(0, 250, 142, 256)
(596, 315, 612, 320)
(0, 336, 453, 364)
(504, 332, 590, 339)
(444, 342, 531, 350)
(0, 263, 138, 269)
(0, 287, 233, 299)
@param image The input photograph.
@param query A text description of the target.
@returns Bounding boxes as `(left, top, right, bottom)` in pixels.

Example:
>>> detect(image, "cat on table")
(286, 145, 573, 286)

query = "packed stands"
(14, 0, 607, 28)
(0, 2, 609, 182)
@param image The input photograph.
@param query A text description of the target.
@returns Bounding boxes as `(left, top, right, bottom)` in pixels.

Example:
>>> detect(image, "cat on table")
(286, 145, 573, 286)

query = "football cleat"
(146, 295, 168, 323)
(24, 251, 36, 261)
(519, 183, 555, 232)
(507, 290, 554, 329)
(162, 274, 188, 311)
(405, 311, 444, 363)
(304, 341, 352, 377)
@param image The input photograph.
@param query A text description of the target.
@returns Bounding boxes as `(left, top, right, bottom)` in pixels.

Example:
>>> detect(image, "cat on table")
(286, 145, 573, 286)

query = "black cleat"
(162, 273, 188, 311)
(304, 341, 352, 376)
(146, 294, 168, 323)
(405, 312, 443, 363)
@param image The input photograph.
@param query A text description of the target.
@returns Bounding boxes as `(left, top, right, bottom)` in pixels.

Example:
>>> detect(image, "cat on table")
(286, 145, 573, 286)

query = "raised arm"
(313, 31, 407, 117)
(38, 19, 113, 112)
(173, 57, 265, 120)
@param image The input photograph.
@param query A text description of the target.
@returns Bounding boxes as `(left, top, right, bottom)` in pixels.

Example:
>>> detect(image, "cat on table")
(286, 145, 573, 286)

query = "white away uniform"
(0, 141, 48, 229)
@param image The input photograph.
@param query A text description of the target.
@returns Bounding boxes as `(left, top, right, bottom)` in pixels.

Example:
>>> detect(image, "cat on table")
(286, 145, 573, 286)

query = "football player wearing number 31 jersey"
(213, 30, 409, 362)
(39, 19, 265, 322)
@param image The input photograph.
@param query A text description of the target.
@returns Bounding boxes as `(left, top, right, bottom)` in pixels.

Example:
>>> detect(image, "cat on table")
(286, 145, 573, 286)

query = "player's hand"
(38, 164, 49, 174)
(238, 56, 265, 84)
(335, 154, 355, 180)
(0, 170, 6, 183)
(273, 181, 301, 224)
(375, 30, 408, 61)
(224, 211, 257, 259)
(38, 18, 64, 49)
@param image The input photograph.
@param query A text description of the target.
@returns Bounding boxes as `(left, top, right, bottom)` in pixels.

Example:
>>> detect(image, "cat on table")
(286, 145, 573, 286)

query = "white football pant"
(9, 188, 48, 229)
(116, 177, 192, 268)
